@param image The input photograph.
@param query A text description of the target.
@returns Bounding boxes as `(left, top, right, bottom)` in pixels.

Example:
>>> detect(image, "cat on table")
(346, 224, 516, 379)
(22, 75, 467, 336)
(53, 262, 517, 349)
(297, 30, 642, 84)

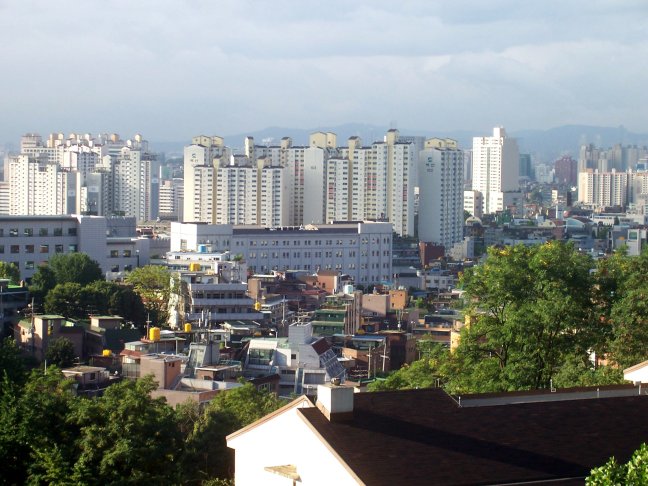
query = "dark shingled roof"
(298, 388, 648, 486)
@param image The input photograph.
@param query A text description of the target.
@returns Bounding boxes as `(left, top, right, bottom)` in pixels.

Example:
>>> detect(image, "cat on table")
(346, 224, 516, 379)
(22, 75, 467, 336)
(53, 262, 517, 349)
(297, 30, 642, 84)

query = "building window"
(55, 245, 64, 253)
(25, 261, 34, 270)
(111, 265, 119, 272)
(24, 228, 33, 237)
(40, 245, 49, 254)
(110, 250, 119, 258)
(68, 244, 77, 252)
(10, 245, 19, 254)
(123, 250, 131, 257)
(54, 228, 63, 236)
(0, 246, 4, 254)
(68, 228, 77, 236)
(9, 228, 18, 237)
(39, 228, 48, 236)
(25, 245, 34, 254)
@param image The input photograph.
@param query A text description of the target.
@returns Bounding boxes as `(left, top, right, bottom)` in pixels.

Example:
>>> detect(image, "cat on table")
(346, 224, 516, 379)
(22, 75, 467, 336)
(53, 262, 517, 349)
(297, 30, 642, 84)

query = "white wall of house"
(228, 400, 360, 486)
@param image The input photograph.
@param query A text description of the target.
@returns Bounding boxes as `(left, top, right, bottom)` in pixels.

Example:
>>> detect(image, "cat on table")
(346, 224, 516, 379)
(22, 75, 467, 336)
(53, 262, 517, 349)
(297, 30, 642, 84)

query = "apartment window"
(55, 245, 64, 253)
(39, 228, 48, 236)
(68, 228, 77, 236)
(9, 228, 18, 237)
(25, 245, 34, 254)
(0, 229, 3, 236)
(24, 228, 33, 237)
(0, 246, 4, 254)
(68, 244, 78, 252)
(54, 228, 63, 236)
(25, 261, 34, 270)
(111, 265, 119, 272)
(123, 249, 131, 257)
(10, 245, 19, 254)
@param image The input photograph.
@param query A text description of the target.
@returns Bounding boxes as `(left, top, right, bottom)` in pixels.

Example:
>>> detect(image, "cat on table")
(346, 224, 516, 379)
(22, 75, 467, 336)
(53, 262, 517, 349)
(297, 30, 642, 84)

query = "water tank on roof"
(198, 244, 207, 253)
(102, 349, 112, 357)
(343, 284, 354, 295)
(149, 327, 161, 342)
(184, 323, 192, 333)
(189, 262, 201, 272)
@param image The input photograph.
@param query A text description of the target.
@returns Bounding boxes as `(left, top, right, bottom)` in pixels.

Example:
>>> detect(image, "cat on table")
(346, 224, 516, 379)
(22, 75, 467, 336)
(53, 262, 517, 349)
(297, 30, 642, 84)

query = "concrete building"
(228, 384, 648, 486)
(244, 322, 346, 398)
(418, 138, 464, 249)
(463, 190, 483, 218)
(182, 136, 226, 222)
(578, 169, 629, 209)
(170, 221, 393, 285)
(0, 215, 149, 281)
(472, 127, 520, 214)
(167, 254, 263, 328)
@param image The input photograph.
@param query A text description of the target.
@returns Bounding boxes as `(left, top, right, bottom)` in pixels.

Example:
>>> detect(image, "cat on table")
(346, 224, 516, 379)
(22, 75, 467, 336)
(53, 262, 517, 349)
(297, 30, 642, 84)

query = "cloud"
(0, 0, 647, 144)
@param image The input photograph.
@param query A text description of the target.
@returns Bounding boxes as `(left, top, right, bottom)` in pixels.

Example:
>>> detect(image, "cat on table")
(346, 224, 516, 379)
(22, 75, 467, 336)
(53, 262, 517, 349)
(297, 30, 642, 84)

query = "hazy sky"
(1, 0, 646, 144)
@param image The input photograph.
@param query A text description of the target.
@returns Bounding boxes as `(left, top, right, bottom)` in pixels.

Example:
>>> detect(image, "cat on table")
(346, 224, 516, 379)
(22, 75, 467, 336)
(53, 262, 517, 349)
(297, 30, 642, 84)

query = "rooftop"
(298, 387, 648, 485)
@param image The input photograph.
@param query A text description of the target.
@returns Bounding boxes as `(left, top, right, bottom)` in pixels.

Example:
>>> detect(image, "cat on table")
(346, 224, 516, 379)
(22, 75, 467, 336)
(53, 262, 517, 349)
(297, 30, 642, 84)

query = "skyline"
(1, 0, 647, 144)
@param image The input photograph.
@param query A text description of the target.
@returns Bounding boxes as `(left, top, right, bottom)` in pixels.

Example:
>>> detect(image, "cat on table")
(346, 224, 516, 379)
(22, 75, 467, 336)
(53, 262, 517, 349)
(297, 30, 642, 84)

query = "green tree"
(457, 242, 597, 391)
(180, 383, 284, 481)
(82, 280, 146, 326)
(45, 338, 76, 368)
(0, 338, 27, 392)
(0, 262, 20, 285)
(70, 376, 182, 484)
(587, 443, 648, 485)
(126, 265, 174, 326)
(29, 264, 57, 305)
(0, 368, 77, 485)
(48, 253, 103, 286)
(44, 282, 85, 318)
(552, 354, 625, 388)
(604, 248, 648, 367)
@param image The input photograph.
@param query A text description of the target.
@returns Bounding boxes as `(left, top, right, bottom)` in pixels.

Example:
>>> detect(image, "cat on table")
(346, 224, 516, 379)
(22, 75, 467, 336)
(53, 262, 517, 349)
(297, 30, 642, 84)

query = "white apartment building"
(214, 156, 259, 225)
(0, 215, 149, 281)
(464, 190, 483, 218)
(112, 147, 160, 221)
(472, 127, 520, 214)
(184, 131, 419, 237)
(170, 221, 393, 285)
(7, 155, 77, 215)
(8, 133, 157, 221)
(183, 136, 225, 223)
(159, 177, 184, 220)
(578, 169, 629, 208)
(418, 138, 464, 249)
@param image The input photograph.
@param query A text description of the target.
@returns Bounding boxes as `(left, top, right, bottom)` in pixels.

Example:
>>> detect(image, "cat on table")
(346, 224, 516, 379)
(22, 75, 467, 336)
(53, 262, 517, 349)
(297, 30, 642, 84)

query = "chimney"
(316, 383, 354, 422)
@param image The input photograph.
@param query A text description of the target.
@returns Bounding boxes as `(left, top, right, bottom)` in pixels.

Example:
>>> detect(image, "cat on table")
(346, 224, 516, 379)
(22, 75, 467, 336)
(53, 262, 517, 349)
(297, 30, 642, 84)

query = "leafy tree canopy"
(0, 262, 20, 285)
(587, 443, 648, 485)
(457, 242, 598, 391)
(126, 265, 174, 326)
(48, 253, 103, 287)
(45, 338, 76, 368)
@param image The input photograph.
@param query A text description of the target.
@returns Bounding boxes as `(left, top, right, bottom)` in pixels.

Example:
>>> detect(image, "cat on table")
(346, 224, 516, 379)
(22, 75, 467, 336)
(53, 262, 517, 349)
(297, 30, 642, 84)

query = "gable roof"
(297, 388, 648, 486)
(226, 395, 312, 443)
(624, 359, 648, 375)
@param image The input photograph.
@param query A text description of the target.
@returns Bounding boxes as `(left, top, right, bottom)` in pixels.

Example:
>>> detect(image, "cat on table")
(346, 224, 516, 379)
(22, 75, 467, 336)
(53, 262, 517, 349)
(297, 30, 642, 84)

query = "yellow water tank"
(254, 301, 262, 311)
(189, 262, 201, 271)
(102, 349, 112, 357)
(184, 323, 192, 333)
(149, 327, 161, 342)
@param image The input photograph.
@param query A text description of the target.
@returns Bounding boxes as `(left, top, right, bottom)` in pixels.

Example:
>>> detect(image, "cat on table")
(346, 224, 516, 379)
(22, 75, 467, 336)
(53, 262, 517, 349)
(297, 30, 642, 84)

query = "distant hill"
(152, 124, 648, 163)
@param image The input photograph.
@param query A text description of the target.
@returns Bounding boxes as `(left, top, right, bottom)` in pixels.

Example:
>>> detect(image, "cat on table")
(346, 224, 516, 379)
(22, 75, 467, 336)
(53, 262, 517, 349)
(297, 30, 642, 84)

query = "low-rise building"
(228, 383, 648, 486)
(0, 215, 149, 281)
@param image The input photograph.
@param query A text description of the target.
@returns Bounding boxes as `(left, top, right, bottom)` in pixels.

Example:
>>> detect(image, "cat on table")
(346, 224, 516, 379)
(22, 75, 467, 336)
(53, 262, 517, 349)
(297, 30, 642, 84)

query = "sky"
(1, 0, 647, 144)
